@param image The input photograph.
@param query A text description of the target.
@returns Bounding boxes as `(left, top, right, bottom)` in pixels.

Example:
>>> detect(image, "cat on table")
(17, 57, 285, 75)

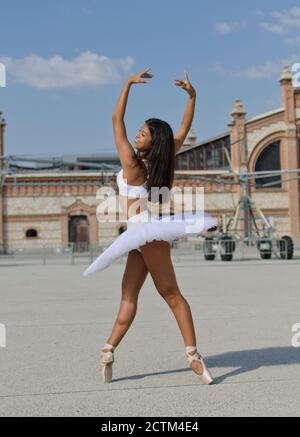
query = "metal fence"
(0, 244, 75, 265)
(0, 238, 299, 266)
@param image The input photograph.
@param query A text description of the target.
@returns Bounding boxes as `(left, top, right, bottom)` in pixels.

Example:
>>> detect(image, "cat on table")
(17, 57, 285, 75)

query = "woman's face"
(134, 123, 152, 151)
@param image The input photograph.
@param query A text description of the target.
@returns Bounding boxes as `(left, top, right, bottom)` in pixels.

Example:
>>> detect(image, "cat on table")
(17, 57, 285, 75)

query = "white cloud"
(0, 52, 135, 89)
(215, 20, 246, 34)
(284, 36, 300, 45)
(260, 6, 300, 34)
(243, 60, 286, 79)
(215, 22, 235, 34)
(211, 62, 236, 75)
(211, 54, 300, 79)
(260, 22, 285, 34)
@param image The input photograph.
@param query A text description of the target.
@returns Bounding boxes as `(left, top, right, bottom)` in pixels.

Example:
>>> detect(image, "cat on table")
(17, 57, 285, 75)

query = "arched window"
(255, 140, 281, 188)
(26, 229, 38, 238)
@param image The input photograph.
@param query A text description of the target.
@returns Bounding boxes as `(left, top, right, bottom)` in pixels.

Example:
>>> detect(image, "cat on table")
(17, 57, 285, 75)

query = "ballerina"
(84, 67, 217, 384)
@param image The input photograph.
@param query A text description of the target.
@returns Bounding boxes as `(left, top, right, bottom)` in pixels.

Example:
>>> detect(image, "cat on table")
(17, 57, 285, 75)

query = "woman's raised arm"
(173, 71, 197, 154)
(112, 68, 154, 168)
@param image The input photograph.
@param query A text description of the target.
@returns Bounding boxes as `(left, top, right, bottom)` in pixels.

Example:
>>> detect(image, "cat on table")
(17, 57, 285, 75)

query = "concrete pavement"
(0, 256, 300, 416)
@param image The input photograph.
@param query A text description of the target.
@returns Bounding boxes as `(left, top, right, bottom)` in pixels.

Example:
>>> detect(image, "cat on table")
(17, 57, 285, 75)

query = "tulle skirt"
(83, 209, 218, 276)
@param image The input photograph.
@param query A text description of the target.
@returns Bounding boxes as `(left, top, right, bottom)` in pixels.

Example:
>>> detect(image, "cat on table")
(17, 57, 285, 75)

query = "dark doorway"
(68, 215, 90, 252)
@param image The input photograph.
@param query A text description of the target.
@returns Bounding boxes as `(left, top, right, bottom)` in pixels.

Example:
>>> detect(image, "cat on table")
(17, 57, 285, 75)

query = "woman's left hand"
(174, 71, 196, 97)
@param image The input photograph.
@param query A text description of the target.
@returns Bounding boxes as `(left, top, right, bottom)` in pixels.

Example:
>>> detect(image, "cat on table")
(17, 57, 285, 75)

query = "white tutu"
(83, 209, 218, 277)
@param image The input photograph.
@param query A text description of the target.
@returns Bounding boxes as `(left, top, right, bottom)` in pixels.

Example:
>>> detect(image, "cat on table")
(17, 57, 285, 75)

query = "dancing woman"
(89, 68, 216, 384)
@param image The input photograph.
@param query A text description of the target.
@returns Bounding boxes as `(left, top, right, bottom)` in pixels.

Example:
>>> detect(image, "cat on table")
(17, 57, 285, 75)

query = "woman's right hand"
(127, 67, 155, 85)
(174, 71, 196, 98)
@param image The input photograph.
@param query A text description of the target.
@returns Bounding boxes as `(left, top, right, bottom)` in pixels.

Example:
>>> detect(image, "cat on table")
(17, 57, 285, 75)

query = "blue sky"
(0, 0, 300, 157)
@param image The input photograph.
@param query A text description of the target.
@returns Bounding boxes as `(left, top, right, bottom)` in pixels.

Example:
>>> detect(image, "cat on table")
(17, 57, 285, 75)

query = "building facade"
(175, 65, 300, 240)
(0, 65, 299, 253)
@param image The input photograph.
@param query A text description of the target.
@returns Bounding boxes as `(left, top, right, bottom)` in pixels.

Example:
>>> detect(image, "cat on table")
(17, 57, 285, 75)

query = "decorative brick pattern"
(247, 121, 286, 156)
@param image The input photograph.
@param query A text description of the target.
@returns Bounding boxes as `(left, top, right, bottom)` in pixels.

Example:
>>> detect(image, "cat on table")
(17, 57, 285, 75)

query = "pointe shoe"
(100, 343, 115, 383)
(186, 346, 214, 385)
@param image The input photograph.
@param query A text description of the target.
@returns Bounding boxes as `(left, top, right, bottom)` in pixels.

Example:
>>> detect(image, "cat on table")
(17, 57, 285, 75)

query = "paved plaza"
(0, 254, 300, 417)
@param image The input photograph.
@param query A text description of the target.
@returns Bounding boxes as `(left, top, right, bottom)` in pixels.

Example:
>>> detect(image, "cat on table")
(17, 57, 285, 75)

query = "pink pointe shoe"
(186, 346, 214, 385)
(100, 343, 115, 383)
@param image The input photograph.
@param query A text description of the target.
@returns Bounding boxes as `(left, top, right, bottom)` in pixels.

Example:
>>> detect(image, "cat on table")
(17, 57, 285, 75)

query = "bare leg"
(139, 240, 204, 376)
(104, 249, 148, 350)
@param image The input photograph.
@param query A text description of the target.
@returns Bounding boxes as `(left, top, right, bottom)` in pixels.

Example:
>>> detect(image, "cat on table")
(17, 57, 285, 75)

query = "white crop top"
(117, 168, 149, 198)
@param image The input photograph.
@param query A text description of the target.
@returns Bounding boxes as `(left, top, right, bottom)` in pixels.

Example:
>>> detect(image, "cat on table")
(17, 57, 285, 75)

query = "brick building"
(0, 65, 299, 253)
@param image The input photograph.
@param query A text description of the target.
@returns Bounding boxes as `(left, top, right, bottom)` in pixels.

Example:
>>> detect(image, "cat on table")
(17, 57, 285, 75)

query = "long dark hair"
(139, 118, 175, 204)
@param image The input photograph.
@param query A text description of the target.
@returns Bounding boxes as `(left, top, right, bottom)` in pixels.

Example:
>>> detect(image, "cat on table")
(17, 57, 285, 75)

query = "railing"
(0, 238, 299, 266)
(0, 244, 75, 265)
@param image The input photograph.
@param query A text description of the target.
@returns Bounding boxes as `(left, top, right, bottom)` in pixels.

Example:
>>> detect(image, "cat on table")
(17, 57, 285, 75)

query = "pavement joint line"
(0, 317, 256, 328)
(0, 318, 297, 328)
(1, 377, 300, 399)
(2, 261, 300, 270)
(174, 263, 300, 268)
(0, 316, 188, 328)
